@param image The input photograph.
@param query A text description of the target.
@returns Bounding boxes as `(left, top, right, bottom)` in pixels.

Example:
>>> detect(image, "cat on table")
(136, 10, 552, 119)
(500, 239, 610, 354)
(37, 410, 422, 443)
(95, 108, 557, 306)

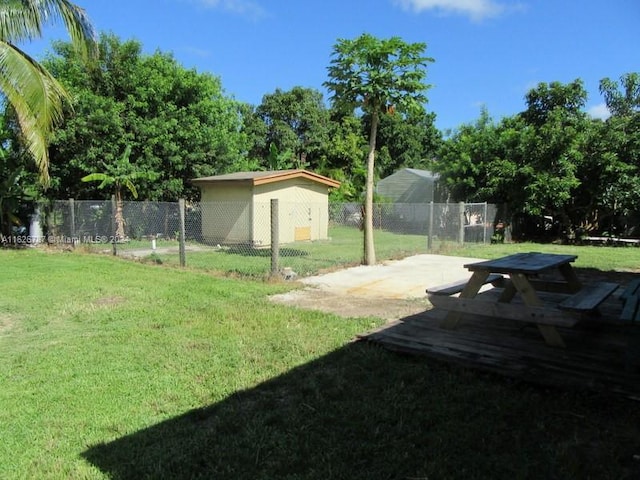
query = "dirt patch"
(270, 288, 430, 321)
(270, 267, 640, 322)
(268, 251, 640, 323)
(93, 296, 126, 307)
(0, 313, 15, 334)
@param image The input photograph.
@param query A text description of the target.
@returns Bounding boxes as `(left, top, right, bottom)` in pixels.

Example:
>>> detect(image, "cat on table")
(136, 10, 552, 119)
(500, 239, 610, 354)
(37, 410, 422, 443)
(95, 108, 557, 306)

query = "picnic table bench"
(558, 281, 620, 314)
(618, 278, 640, 372)
(620, 278, 640, 322)
(427, 273, 505, 296)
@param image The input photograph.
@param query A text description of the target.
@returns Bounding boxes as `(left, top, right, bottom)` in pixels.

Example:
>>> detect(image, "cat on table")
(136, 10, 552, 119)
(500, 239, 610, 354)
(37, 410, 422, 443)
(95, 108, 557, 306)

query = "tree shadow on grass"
(82, 341, 640, 480)
(573, 267, 640, 284)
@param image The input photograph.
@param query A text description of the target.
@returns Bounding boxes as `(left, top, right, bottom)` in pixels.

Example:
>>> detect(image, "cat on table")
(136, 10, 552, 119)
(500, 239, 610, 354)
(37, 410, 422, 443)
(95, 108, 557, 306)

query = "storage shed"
(375, 168, 447, 234)
(376, 168, 445, 203)
(192, 170, 340, 247)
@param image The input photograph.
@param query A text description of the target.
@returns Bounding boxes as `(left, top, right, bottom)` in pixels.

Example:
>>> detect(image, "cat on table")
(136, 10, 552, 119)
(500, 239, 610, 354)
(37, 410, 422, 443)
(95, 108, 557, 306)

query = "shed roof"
(377, 168, 441, 203)
(399, 168, 439, 180)
(192, 169, 340, 188)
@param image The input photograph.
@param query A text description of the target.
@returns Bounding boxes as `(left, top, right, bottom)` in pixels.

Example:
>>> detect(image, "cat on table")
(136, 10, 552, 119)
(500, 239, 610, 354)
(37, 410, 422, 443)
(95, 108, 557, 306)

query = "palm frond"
(0, 41, 69, 185)
(0, 0, 97, 59)
(0, 1, 97, 187)
(81, 173, 108, 183)
(81, 172, 112, 191)
(122, 179, 138, 199)
(0, 0, 44, 44)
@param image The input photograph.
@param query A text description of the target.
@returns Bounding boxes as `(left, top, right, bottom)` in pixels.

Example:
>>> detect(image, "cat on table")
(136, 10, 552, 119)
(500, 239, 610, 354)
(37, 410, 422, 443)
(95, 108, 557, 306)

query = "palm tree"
(81, 146, 155, 241)
(0, 0, 97, 187)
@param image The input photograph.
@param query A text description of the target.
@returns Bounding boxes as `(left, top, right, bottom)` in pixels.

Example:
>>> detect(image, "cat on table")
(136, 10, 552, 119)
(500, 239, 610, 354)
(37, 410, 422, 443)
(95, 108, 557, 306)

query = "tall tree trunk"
(364, 112, 379, 265)
(114, 188, 125, 240)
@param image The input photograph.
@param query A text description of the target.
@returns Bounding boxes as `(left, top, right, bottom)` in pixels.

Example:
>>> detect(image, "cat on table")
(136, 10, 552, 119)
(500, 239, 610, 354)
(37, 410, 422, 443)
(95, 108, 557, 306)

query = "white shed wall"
(253, 179, 330, 245)
(200, 184, 253, 244)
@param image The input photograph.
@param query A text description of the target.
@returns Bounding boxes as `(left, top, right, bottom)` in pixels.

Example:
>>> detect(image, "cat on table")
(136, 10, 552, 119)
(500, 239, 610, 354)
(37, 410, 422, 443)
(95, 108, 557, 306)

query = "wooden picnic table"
(427, 252, 619, 348)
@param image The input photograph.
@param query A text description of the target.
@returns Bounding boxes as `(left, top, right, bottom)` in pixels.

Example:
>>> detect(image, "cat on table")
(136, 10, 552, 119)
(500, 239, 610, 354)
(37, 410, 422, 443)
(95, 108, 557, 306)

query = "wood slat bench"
(428, 294, 582, 328)
(618, 279, 640, 372)
(558, 281, 619, 314)
(620, 295, 640, 322)
(620, 278, 640, 301)
(426, 273, 504, 296)
(620, 278, 640, 322)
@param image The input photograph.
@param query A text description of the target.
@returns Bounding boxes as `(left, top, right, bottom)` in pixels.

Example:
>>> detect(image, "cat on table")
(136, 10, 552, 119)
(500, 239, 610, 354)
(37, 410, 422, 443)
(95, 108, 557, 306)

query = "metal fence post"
(483, 202, 488, 244)
(68, 198, 76, 247)
(271, 198, 280, 277)
(427, 201, 434, 251)
(179, 199, 186, 267)
(459, 201, 466, 244)
(111, 195, 117, 256)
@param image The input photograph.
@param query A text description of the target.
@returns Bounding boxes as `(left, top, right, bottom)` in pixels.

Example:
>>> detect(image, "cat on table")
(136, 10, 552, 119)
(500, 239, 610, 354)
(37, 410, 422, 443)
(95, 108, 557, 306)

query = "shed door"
(293, 205, 312, 241)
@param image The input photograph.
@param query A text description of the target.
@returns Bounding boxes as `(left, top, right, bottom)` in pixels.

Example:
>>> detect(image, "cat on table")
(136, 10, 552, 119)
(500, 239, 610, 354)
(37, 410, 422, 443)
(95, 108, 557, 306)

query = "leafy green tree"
(239, 103, 268, 169)
(521, 80, 587, 127)
(246, 86, 371, 199)
(253, 87, 330, 170)
(0, 157, 39, 238)
(44, 33, 247, 201)
(324, 33, 434, 264)
(319, 115, 368, 201)
(0, 112, 39, 237)
(574, 73, 640, 235)
(437, 81, 590, 239)
(517, 81, 587, 231)
(455, 81, 588, 236)
(370, 108, 442, 178)
(0, 0, 97, 186)
(436, 75, 640, 239)
(599, 72, 640, 117)
(81, 145, 156, 240)
(436, 107, 503, 202)
(573, 117, 640, 234)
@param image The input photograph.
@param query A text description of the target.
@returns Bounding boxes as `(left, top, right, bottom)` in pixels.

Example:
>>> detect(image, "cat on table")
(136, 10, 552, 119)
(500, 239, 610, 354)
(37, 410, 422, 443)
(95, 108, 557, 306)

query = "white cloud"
(194, 0, 266, 20)
(587, 103, 611, 120)
(180, 46, 212, 58)
(394, 0, 514, 21)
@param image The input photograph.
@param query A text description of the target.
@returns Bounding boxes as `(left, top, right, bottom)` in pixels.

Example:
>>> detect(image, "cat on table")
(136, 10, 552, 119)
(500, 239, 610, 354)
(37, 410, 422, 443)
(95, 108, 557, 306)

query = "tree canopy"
(435, 76, 640, 240)
(43, 33, 247, 201)
(253, 86, 330, 169)
(599, 73, 640, 117)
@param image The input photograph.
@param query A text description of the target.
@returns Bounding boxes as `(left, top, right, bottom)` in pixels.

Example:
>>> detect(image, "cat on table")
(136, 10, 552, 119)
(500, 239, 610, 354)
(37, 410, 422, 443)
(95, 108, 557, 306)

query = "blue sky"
(30, 0, 640, 131)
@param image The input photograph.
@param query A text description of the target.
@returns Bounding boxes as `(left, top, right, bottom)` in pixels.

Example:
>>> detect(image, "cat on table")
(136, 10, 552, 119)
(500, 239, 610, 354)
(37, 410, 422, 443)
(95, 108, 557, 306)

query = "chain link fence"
(29, 199, 498, 278)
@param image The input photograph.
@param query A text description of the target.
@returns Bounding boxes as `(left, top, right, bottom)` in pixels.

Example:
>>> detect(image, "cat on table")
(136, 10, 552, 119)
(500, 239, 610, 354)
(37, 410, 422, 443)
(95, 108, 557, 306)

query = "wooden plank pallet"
(359, 290, 640, 401)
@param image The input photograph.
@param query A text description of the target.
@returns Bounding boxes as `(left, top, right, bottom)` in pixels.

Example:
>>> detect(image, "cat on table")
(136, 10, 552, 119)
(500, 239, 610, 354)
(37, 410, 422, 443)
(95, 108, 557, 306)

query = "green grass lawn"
(137, 226, 452, 277)
(2, 247, 640, 479)
(442, 241, 640, 272)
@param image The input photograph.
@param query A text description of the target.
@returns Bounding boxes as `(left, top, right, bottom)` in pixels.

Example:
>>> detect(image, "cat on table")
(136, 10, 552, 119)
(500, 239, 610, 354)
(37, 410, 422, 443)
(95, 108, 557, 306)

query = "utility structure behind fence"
(35, 199, 498, 278)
